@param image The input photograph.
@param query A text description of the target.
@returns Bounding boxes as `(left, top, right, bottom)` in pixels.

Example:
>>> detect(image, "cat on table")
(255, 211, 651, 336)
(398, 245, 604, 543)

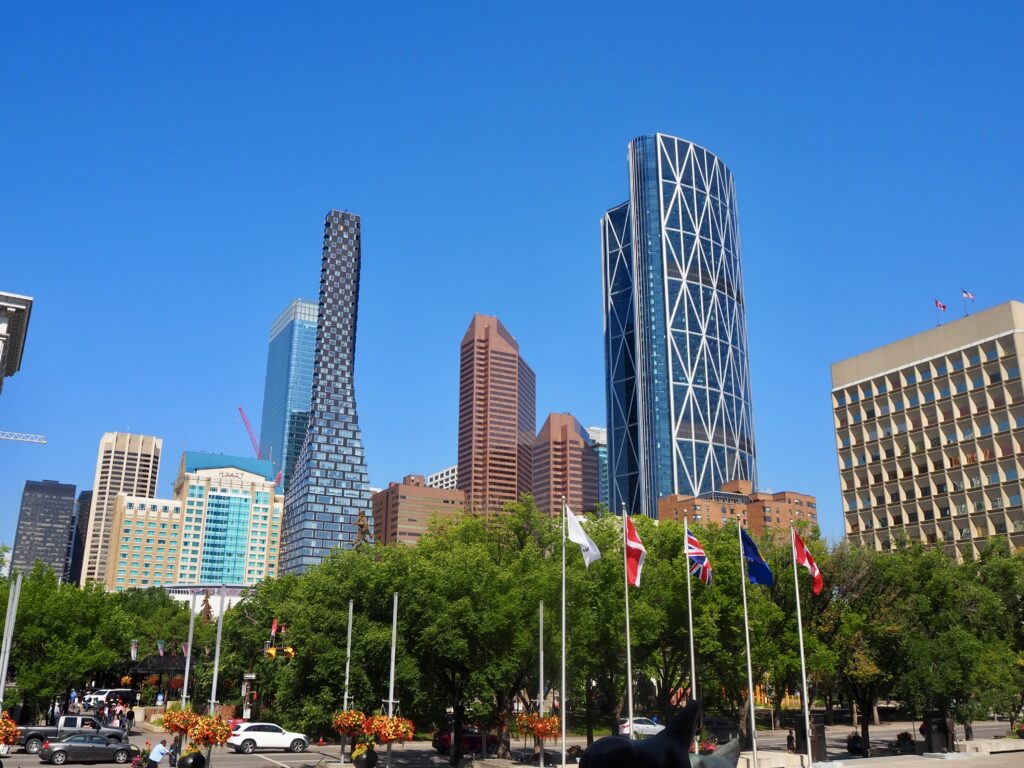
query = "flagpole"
(684, 517, 697, 699)
(181, 592, 197, 709)
(792, 528, 813, 765)
(341, 598, 353, 764)
(738, 524, 759, 768)
(561, 497, 567, 768)
(539, 600, 545, 768)
(622, 503, 635, 741)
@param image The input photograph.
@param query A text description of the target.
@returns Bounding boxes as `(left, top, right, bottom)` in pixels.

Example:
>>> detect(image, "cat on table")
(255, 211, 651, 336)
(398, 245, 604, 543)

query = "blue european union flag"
(741, 528, 774, 586)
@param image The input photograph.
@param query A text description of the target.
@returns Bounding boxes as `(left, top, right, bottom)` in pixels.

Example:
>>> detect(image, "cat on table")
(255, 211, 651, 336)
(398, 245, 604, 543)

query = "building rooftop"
(182, 451, 276, 481)
(0, 291, 33, 383)
(832, 300, 1024, 389)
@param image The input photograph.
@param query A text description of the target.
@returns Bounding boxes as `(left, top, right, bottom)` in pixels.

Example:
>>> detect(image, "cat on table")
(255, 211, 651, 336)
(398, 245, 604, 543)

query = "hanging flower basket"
(163, 709, 201, 735)
(515, 714, 560, 740)
(363, 715, 415, 744)
(189, 716, 232, 747)
(0, 712, 21, 747)
(332, 710, 367, 739)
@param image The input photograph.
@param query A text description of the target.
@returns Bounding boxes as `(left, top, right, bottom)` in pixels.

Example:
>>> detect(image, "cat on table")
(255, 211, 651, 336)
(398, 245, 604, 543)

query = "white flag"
(566, 506, 601, 566)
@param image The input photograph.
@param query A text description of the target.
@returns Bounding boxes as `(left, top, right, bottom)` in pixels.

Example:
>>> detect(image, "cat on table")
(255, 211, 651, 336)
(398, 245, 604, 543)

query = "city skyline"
(3, 4, 1023, 548)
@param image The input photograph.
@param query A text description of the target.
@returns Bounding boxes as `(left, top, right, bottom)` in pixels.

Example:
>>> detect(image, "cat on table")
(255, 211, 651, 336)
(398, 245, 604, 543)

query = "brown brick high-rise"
(533, 413, 600, 516)
(458, 314, 536, 515)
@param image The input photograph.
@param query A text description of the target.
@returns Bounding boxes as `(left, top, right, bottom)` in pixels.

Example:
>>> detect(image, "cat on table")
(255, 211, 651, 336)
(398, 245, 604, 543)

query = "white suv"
(228, 723, 308, 753)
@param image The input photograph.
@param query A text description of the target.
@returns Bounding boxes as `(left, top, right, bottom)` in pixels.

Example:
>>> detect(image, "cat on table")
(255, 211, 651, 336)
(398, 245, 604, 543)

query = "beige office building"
(104, 451, 282, 591)
(82, 432, 163, 584)
(832, 301, 1024, 559)
(372, 475, 466, 546)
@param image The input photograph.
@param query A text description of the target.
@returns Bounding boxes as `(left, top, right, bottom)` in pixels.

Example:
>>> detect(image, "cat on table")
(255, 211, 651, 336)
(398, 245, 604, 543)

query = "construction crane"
(238, 406, 263, 459)
(237, 407, 282, 487)
(0, 431, 47, 444)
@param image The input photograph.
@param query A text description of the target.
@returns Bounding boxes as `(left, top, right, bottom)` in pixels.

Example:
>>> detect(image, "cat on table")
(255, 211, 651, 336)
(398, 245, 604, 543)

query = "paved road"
(5, 720, 1018, 768)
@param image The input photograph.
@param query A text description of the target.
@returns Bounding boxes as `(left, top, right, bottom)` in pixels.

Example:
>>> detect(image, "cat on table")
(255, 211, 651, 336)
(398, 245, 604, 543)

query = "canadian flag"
(793, 531, 823, 596)
(624, 516, 646, 587)
(935, 299, 947, 311)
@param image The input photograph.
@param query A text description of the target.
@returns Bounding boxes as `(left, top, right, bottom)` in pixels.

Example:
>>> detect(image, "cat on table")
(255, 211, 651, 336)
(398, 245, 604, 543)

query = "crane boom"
(238, 406, 262, 459)
(0, 431, 47, 444)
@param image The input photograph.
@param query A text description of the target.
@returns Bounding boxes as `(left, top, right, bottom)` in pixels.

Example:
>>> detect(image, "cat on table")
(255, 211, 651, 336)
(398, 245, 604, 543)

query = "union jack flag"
(686, 532, 713, 586)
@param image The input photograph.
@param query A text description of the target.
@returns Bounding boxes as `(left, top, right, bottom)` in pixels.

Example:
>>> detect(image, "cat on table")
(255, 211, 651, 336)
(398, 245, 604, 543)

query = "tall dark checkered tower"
(281, 210, 372, 572)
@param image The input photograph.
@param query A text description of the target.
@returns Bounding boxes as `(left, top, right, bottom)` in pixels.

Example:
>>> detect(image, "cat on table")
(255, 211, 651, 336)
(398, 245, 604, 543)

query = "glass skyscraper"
(260, 299, 318, 491)
(282, 210, 373, 573)
(602, 134, 757, 518)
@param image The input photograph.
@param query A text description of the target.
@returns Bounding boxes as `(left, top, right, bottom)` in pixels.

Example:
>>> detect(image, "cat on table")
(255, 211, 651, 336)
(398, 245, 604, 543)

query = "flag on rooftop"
(935, 299, 947, 311)
(962, 289, 975, 300)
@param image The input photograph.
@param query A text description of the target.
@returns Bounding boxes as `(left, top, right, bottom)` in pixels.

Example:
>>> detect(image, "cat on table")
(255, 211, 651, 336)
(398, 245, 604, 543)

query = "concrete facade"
(0, 291, 32, 395)
(81, 432, 162, 585)
(371, 474, 466, 546)
(425, 465, 458, 490)
(832, 301, 1024, 558)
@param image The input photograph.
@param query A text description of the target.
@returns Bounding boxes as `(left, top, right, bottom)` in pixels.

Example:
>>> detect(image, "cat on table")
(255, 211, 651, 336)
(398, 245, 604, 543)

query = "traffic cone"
(318, 736, 325, 747)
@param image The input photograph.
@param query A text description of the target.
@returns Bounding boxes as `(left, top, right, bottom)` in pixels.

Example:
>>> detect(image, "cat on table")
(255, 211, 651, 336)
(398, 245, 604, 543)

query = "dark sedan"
(432, 726, 498, 754)
(39, 734, 140, 765)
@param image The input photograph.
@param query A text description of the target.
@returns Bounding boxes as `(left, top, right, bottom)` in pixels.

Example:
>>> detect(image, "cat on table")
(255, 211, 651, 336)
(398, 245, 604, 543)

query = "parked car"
(81, 690, 134, 710)
(617, 717, 665, 737)
(227, 723, 308, 754)
(39, 733, 140, 765)
(432, 727, 498, 754)
(701, 716, 740, 743)
(19, 716, 127, 755)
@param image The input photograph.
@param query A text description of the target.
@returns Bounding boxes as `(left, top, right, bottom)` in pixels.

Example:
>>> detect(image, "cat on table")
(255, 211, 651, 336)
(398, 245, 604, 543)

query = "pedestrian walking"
(148, 739, 170, 768)
(126, 707, 136, 734)
(787, 729, 796, 753)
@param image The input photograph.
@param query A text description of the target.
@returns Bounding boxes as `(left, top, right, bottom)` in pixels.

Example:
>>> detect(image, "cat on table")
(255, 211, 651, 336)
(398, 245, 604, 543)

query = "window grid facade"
(282, 210, 373, 572)
(81, 433, 162, 585)
(260, 298, 318, 492)
(833, 302, 1024, 559)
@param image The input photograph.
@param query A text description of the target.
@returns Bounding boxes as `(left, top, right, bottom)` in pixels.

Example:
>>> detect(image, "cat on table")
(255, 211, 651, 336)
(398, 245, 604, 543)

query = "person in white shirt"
(148, 740, 170, 768)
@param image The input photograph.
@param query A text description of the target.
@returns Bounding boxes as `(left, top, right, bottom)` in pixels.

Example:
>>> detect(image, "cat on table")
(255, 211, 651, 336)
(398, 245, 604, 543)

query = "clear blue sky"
(2, 2, 1023, 547)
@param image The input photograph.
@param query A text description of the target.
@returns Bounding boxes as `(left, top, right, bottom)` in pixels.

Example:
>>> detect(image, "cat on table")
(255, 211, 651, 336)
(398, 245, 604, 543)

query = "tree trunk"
(449, 701, 465, 767)
(495, 692, 512, 758)
(825, 693, 834, 725)
(852, 702, 858, 727)
(858, 699, 871, 758)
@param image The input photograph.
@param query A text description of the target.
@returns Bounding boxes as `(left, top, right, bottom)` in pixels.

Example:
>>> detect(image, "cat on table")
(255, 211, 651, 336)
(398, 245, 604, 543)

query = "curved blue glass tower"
(602, 135, 757, 518)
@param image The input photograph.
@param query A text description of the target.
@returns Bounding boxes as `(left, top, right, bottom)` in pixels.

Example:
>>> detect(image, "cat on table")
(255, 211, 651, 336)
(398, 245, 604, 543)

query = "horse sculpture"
(580, 701, 741, 768)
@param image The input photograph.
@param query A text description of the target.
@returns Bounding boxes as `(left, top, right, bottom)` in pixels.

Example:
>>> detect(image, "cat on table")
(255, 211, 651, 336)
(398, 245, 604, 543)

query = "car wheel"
(289, 739, 306, 753)
(114, 749, 130, 764)
(25, 738, 43, 755)
(240, 739, 257, 754)
(51, 751, 69, 765)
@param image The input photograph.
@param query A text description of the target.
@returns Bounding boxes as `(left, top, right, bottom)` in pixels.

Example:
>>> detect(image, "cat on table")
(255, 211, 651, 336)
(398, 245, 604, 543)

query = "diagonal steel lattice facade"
(602, 134, 757, 518)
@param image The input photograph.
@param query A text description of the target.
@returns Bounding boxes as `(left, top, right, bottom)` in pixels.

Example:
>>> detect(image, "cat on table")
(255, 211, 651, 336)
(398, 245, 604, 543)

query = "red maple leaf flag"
(624, 515, 647, 587)
(935, 299, 947, 311)
(793, 531, 823, 595)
